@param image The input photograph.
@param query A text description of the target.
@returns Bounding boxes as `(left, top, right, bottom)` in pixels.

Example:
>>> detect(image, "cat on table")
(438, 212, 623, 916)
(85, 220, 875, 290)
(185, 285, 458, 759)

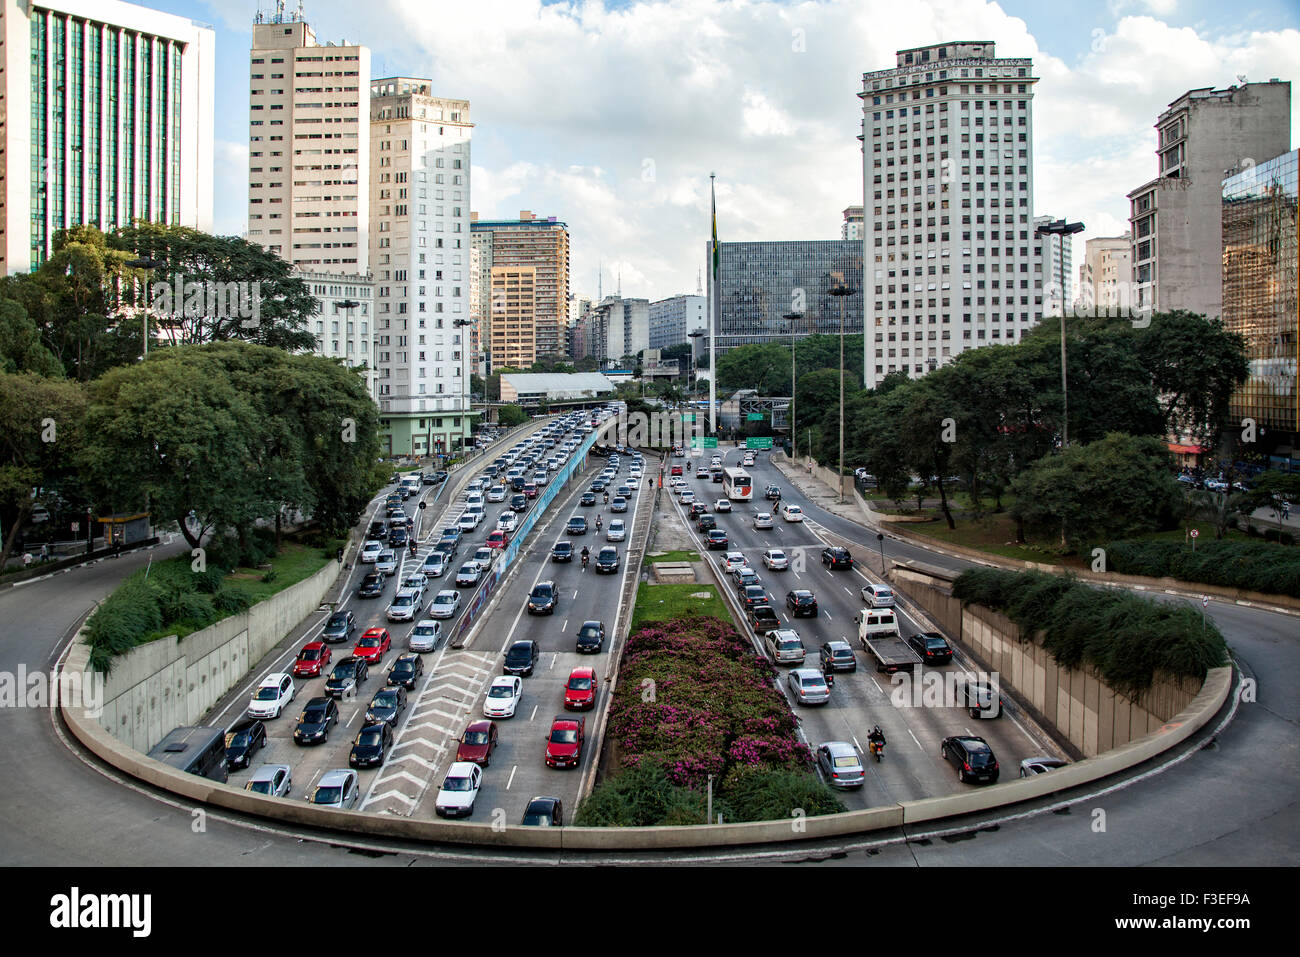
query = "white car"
(422, 553, 446, 578)
(360, 540, 383, 563)
(375, 550, 398, 575)
(435, 762, 483, 818)
(781, 503, 804, 522)
(679, 490, 695, 505)
(386, 589, 421, 622)
(753, 512, 774, 529)
(606, 519, 626, 541)
(715, 499, 732, 513)
(722, 552, 747, 574)
(458, 513, 478, 532)
(247, 673, 296, 719)
(456, 562, 483, 587)
(402, 573, 428, 593)
(763, 548, 789, 571)
(408, 619, 442, 653)
(487, 485, 507, 502)
(861, 583, 896, 608)
(483, 675, 523, 718)
(473, 547, 493, 567)
(429, 589, 461, 619)
(245, 763, 293, 798)
(498, 512, 518, 533)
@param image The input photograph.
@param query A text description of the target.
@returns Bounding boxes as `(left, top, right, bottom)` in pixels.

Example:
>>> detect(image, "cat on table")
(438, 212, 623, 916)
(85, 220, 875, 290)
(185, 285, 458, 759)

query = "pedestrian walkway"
(769, 452, 882, 532)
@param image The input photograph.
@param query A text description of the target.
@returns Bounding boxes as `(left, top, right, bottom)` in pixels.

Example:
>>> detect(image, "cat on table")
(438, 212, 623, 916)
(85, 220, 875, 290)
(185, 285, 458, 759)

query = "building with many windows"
(0, 0, 214, 274)
(649, 294, 706, 351)
(301, 269, 374, 387)
(859, 41, 1040, 388)
(841, 205, 864, 240)
(1034, 214, 1073, 305)
(489, 265, 537, 369)
(470, 211, 569, 362)
(1077, 233, 1131, 312)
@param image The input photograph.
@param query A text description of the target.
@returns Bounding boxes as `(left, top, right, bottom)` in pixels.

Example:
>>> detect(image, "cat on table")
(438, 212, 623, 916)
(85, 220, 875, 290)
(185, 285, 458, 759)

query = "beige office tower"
(247, 9, 369, 271)
(1077, 234, 1131, 311)
(368, 77, 474, 458)
(470, 211, 570, 359)
(490, 265, 537, 369)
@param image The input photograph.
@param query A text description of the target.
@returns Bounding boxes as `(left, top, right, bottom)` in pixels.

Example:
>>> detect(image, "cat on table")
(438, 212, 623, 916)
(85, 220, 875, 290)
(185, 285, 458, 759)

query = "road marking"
(529, 704, 538, 721)
(909, 728, 924, 750)
(507, 765, 517, 790)
(851, 735, 863, 754)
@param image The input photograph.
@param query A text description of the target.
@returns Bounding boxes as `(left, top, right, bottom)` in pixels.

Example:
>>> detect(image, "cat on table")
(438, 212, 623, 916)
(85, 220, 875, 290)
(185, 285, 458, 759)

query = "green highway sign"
(692, 437, 719, 448)
(746, 437, 773, 449)
(682, 414, 696, 423)
(746, 412, 765, 421)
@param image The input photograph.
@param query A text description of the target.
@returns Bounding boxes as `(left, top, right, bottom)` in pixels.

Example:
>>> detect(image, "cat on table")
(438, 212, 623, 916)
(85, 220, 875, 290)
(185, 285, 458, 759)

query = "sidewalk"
(768, 452, 882, 532)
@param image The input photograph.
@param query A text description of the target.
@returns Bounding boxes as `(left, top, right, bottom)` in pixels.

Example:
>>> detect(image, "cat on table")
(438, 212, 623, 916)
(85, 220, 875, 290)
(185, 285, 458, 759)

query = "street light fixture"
(1033, 219, 1084, 448)
(454, 317, 475, 455)
(828, 279, 855, 504)
(126, 258, 167, 358)
(782, 311, 801, 461)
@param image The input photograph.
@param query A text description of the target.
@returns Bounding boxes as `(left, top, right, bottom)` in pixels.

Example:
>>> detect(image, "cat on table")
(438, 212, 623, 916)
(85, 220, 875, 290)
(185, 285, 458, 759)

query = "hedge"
(1102, 538, 1300, 598)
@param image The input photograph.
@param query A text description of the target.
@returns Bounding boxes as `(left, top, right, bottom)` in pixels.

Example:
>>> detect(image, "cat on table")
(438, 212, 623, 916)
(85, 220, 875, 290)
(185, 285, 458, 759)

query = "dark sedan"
(706, 529, 728, 549)
(388, 527, 409, 549)
(324, 657, 368, 698)
(941, 735, 1000, 784)
(527, 582, 558, 615)
(503, 639, 540, 676)
(521, 796, 564, 827)
(510, 494, 529, 512)
(821, 547, 853, 570)
(594, 546, 620, 574)
(387, 653, 424, 690)
(785, 589, 818, 618)
(364, 686, 407, 727)
(348, 722, 393, 769)
(907, 631, 954, 665)
(293, 696, 339, 745)
(580, 491, 597, 507)
(224, 718, 267, 771)
(697, 514, 717, 532)
(576, 620, 605, 654)
(357, 572, 384, 599)
(321, 610, 356, 644)
(552, 540, 574, 562)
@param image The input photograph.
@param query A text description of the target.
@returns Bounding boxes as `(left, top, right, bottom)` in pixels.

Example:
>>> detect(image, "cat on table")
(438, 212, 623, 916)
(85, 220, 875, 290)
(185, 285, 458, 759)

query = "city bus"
(722, 467, 753, 501)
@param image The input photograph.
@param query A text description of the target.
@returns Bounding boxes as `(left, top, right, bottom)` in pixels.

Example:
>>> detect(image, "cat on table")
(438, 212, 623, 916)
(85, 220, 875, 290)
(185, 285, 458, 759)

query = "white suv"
(247, 673, 296, 719)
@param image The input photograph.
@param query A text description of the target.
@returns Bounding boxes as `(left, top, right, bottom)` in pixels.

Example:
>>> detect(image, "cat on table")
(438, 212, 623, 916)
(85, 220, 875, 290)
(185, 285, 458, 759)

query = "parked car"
(906, 631, 954, 665)
(349, 721, 394, 769)
(764, 629, 806, 665)
(819, 640, 858, 673)
(941, 735, 1000, 784)
(564, 667, 598, 710)
(788, 668, 831, 705)
(293, 696, 340, 744)
(306, 769, 359, 809)
(483, 675, 523, 718)
(245, 763, 293, 797)
(821, 547, 853, 569)
(435, 762, 483, 817)
(387, 653, 424, 690)
(292, 641, 332, 678)
(321, 610, 356, 644)
(247, 673, 296, 720)
(527, 581, 558, 615)
(456, 720, 499, 767)
(816, 741, 865, 789)
(224, 718, 267, 770)
(545, 715, 586, 768)
(503, 640, 540, 677)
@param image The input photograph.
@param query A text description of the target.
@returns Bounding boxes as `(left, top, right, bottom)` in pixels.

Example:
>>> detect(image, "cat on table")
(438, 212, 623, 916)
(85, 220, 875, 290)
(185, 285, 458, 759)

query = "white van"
(400, 475, 422, 496)
(857, 608, 898, 639)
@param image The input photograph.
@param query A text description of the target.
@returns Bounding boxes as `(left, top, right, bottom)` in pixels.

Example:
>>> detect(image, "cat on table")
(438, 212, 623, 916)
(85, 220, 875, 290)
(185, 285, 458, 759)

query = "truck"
(855, 608, 921, 673)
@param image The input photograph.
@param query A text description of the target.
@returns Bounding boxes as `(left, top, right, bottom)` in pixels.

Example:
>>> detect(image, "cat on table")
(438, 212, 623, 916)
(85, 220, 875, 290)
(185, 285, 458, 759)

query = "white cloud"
(211, 140, 248, 238)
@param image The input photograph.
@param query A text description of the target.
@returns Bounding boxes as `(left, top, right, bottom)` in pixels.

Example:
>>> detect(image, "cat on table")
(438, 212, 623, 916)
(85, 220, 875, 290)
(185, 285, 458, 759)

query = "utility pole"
(829, 279, 855, 503)
(1033, 220, 1084, 448)
(783, 311, 801, 460)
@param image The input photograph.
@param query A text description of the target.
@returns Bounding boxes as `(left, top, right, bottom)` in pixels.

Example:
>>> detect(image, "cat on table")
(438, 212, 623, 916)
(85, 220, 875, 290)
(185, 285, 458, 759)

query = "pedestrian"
(1284, 502, 1291, 521)
(336, 546, 344, 564)
(22, 552, 33, 568)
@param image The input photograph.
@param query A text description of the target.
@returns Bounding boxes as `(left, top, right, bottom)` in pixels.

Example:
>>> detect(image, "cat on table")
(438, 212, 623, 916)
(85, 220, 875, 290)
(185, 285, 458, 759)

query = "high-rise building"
(368, 77, 474, 458)
(1077, 233, 1132, 311)
(0, 0, 215, 274)
(584, 295, 648, 364)
(859, 41, 1040, 388)
(1034, 214, 1073, 305)
(1221, 150, 1298, 464)
(246, 10, 369, 272)
(470, 211, 570, 360)
(301, 270, 375, 387)
(841, 206, 865, 240)
(489, 265, 537, 369)
(649, 294, 707, 351)
(1128, 80, 1291, 320)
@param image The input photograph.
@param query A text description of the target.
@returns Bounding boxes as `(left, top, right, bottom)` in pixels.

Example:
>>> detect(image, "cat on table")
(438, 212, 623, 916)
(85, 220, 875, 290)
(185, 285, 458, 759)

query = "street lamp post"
(1033, 219, 1084, 448)
(782, 311, 801, 461)
(828, 280, 855, 503)
(454, 317, 475, 458)
(126, 258, 167, 358)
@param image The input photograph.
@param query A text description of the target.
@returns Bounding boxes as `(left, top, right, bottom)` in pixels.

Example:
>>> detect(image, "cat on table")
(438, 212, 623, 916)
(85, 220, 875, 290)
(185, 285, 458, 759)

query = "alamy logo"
(0, 666, 103, 717)
(151, 275, 262, 328)
(49, 888, 151, 937)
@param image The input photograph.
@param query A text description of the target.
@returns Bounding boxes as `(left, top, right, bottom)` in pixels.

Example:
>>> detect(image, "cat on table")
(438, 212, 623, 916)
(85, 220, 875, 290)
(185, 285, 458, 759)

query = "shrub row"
(952, 568, 1228, 699)
(1103, 538, 1300, 597)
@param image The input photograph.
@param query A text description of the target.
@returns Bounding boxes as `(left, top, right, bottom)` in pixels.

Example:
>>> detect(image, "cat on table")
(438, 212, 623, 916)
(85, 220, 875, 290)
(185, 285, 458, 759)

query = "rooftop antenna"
(617, 266, 622, 298)
(296, 0, 305, 22)
(597, 260, 602, 301)
(696, 267, 702, 296)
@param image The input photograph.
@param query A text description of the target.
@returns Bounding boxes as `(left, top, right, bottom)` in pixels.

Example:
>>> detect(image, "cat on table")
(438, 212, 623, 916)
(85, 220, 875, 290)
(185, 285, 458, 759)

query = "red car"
(485, 530, 508, 549)
(292, 641, 332, 678)
(352, 627, 392, 664)
(545, 714, 585, 768)
(670, 465, 683, 476)
(523, 483, 539, 499)
(564, 667, 598, 710)
(456, 719, 499, 766)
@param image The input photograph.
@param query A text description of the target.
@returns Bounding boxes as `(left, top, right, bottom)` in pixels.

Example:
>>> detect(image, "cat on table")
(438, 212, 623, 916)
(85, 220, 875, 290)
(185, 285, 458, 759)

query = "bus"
(722, 467, 753, 501)
(147, 726, 229, 783)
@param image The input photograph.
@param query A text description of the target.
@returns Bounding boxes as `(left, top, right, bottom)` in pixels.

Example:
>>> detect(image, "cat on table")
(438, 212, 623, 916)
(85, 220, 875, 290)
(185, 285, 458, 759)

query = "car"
(786, 590, 818, 617)
(387, 654, 425, 692)
(576, 620, 606, 654)
(324, 657, 368, 698)
(861, 583, 895, 608)
(822, 546, 853, 569)
(293, 696, 340, 744)
(670, 465, 683, 476)
(696, 467, 710, 479)
(711, 470, 724, 483)
(360, 540, 383, 563)
(689, 502, 708, 518)
(749, 604, 780, 630)
(721, 552, 746, 574)
(458, 513, 479, 532)
(386, 589, 421, 623)
(961, 680, 1003, 718)
(523, 483, 539, 499)
(487, 485, 507, 502)
(375, 550, 398, 575)
(440, 526, 463, 546)
(292, 641, 332, 678)
(508, 493, 529, 513)
(552, 540, 574, 562)
(421, 552, 447, 578)
(819, 640, 858, 673)
(764, 629, 806, 665)
(762, 548, 789, 571)
(580, 491, 597, 507)
(941, 735, 1000, 784)
(765, 484, 782, 500)
(735, 567, 762, 590)
(483, 675, 523, 718)
(741, 584, 773, 610)
(788, 668, 831, 705)
(357, 571, 385, 599)
(429, 589, 461, 619)
(521, 796, 564, 827)
(400, 621, 439, 656)
(497, 512, 518, 533)
(545, 715, 586, 768)
(402, 572, 428, 593)
(1020, 756, 1069, 777)
(706, 529, 729, 550)
(224, 717, 267, 770)
(436, 537, 460, 560)
(527, 580, 558, 614)
(594, 545, 620, 574)
(456, 562, 483, 587)
(247, 673, 296, 720)
(606, 519, 626, 541)
(367, 521, 388, 540)
(610, 496, 628, 513)
(753, 511, 774, 529)
(321, 610, 356, 644)
(486, 530, 508, 550)
(349, 721, 394, 769)
(456, 720, 499, 766)
(503, 639, 540, 677)
(697, 514, 718, 532)
(566, 515, 588, 536)
(353, 628, 392, 663)
(364, 685, 407, 727)
(679, 490, 696, 505)
(306, 769, 359, 810)
(590, 479, 608, 493)
(564, 667, 598, 710)
(244, 763, 293, 797)
(435, 762, 483, 817)
(388, 527, 409, 549)
(781, 503, 804, 522)
(816, 742, 865, 789)
(906, 632, 954, 665)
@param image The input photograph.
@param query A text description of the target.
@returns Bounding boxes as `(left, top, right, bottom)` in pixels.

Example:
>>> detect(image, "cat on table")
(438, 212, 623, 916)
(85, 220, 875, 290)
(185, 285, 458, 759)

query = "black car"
(436, 536, 459, 560)
(357, 572, 385, 599)
(389, 527, 409, 549)
(594, 546, 619, 574)
(293, 696, 339, 745)
(765, 484, 782, 500)
(741, 584, 772, 609)
(819, 641, 858, 673)
(941, 735, 1000, 784)
(324, 657, 368, 698)
(711, 470, 724, 483)
(510, 494, 529, 512)
(224, 718, 267, 770)
(576, 621, 605, 654)
(322, 610, 357, 643)
(706, 529, 729, 550)
(510, 476, 527, 491)
(907, 632, 954, 666)
(552, 541, 574, 563)
(697, 514, 717, 532)
(580, 491, 597, 507)
(786, 589, 818, 617)
(387, 653, 424, 689)
(821, 547, 853, 570)
(749, 604, 780, 630)
(566, 516, 588, 536)
(368, 521, 388, 539)
(349, 722, 394, 768)
(521, 796, 564, 827)
(527, 581, 558, 615)
(433, 470, 448, 483)
(590, 479, 607, 493)
(961, 681, 1003, 719)
(503, 639, 540, 676)
(364, 686, 407, 727)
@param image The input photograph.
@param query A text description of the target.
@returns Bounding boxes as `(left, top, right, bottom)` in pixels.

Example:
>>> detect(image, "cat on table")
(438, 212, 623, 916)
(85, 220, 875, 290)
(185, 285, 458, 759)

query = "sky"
(154, 0, 1298, 303)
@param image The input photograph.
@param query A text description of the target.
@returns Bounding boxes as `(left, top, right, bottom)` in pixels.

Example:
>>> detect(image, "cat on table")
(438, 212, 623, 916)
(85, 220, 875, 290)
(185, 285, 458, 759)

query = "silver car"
(753, 512, 774, 530)
(764, 629, 806, 665)
(1020, 756, 1068, 777)
(606, 519, 627, 542)
(788, 668, 830, 705)
(408, 619, 442, 653)
(306, 769, 359, 810)
(245, 763, 293, 797)
(375, 550, 398, 575)
(762, 548, 789, 570)
(816, 742, 865, 789)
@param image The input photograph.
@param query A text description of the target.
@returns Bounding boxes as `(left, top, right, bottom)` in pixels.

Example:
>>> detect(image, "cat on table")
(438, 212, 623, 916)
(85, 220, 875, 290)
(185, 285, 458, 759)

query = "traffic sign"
(746, 412, 765, 421)
(746, 437, 773, 449)
(692, 437, 719, 449)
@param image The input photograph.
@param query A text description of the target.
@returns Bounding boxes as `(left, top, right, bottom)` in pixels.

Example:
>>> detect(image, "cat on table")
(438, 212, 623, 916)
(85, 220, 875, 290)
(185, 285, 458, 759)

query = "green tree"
(716, 343, 792, 394)
(497, 405, 527, 427)
(0, 298, 63, 376)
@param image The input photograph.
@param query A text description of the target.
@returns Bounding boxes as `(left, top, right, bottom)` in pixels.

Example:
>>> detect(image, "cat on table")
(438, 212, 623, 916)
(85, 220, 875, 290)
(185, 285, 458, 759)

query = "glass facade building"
(1222, 150, 1300, 465)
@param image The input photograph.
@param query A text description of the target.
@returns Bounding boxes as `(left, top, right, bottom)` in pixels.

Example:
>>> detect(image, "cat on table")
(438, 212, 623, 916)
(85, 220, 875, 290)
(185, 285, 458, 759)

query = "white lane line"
(908, 728, 924, 750)
(529, 704, 538, 721)
(506, 765, 518, 790)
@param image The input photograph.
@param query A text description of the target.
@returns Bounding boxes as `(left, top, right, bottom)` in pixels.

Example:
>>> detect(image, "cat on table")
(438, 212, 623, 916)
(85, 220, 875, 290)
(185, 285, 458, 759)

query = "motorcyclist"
(408, 538, 417, 556)
(603, 491, 610, 504)
(868, 725, 886, 752)
(595, 514, 602, 531)
(581, 546, 590, 568)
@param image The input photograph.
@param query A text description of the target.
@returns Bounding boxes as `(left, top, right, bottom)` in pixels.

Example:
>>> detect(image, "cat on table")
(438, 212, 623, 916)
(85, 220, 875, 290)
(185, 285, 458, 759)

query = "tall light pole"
(126, 258, 167, 358)
(1034, 219, 1084, 448)
(828, 279, 855, 503)
(454, 317, 474, 456)
(782, 310, 801, 460)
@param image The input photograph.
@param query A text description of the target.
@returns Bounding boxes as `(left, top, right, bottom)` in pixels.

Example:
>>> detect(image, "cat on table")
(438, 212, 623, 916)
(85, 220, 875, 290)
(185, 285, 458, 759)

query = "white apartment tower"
(246, 8, 369, 272)
(859, 41, 1039, 388)
(0, 0, 215, 275)
(369, 77, 474, 458)
(1034, 214, 1073, 305)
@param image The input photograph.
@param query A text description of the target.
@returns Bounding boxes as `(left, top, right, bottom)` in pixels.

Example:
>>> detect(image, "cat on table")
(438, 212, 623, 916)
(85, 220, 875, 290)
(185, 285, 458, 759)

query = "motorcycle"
(868, 738, 885, 762)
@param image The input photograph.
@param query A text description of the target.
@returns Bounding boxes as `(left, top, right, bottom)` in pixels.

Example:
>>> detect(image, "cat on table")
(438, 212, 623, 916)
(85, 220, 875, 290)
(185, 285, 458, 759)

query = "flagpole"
(709, 172, 718, 438)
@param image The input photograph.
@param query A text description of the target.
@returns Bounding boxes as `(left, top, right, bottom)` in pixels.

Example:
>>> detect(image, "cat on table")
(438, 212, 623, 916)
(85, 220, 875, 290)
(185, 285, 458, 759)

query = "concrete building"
(368, 76, 474, 458)
(1034, 214, 1074, 306)
(859, 41, 1040, 388)
(648, 294, 706, 351)
(246, 10, 369, 272)
(1128, 80, 1291, 319)
(841, 205, 865, 240)
(489, 265, 537, 369)
(301, 270, 375, 388)
(468, 243, 484, 375)
(1222, 150, 1299, 467)
(589, 295, 648, 364)
(470, 211, 570, 360)
(1077, 233, 1132, 311)
(499, 371, 614, 406)
(0, 0, 215, 274)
